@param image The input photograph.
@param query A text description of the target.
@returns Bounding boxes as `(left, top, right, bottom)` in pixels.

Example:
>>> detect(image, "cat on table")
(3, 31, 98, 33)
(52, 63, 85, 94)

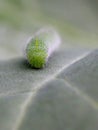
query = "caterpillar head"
(26, 38, 48, 68)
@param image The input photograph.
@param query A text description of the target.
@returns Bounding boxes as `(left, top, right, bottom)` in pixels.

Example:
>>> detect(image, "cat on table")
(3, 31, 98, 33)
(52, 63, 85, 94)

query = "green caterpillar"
(25, 28, 61, 68)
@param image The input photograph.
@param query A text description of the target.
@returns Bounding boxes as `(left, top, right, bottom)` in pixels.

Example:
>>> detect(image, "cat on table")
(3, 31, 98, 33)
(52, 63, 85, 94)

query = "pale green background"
(0, 0, 98, 60)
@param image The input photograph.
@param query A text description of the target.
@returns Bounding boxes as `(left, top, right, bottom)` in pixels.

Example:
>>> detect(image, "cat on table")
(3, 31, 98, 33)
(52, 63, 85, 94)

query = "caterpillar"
(25, 28, 61, 68)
